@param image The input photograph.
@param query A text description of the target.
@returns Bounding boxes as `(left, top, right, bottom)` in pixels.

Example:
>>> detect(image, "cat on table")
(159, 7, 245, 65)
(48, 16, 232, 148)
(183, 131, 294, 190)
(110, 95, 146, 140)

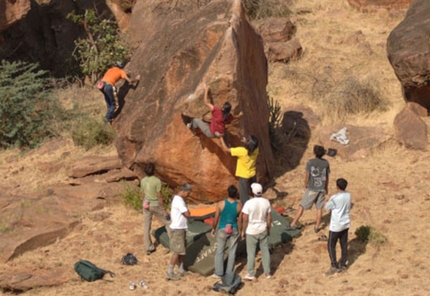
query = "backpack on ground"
(74, 260, 115, 282)
(121, 253, 138, 265)
(213, 272, 243, 295)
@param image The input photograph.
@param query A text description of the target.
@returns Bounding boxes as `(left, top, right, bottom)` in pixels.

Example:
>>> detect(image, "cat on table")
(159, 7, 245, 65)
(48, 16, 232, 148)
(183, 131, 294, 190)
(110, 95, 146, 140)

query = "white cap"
(251, 183, 263, 196)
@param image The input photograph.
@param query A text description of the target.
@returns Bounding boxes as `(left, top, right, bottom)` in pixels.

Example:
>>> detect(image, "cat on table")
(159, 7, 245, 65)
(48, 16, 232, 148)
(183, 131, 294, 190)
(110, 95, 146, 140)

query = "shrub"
(161, 184, 172, 211)
(121, 184, 142, 211)
(355, 225, 387, 247)
(68, 9, 130, 83)
(71, 118, 115, 150)
(243, 0, 292, 20)
(268, 96, 283, 151)
(0, 60, 70, 149)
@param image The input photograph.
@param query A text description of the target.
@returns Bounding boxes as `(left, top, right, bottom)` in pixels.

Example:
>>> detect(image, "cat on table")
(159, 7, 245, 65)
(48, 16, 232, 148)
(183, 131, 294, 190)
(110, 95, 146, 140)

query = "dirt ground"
(1, 0, 430, 295)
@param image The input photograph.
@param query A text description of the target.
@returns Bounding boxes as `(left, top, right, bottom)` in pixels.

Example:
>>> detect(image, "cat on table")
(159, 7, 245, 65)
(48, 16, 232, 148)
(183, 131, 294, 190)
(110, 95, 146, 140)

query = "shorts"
(300, 189, 325, 210)
(170, 229, 186, 255)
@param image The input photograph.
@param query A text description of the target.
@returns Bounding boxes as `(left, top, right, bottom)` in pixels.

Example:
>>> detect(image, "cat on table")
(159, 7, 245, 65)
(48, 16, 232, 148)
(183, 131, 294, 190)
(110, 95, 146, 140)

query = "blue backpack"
(213, 272, 243, 295)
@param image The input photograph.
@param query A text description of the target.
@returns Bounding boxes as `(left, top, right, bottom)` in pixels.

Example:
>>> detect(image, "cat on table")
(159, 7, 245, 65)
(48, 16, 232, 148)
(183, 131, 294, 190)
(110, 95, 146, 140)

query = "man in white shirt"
(166, 184, 192, 281)
(241, 183, 272, 280)
(324, 178, 351, 276)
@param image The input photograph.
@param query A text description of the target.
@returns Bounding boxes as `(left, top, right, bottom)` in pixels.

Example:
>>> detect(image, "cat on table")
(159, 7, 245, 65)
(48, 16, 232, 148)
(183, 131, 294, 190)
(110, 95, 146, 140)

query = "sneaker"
(186, 123, 192, 129)
(138, 281, 148, 289)
(212, 274, 222, 279)
(129, 282, 136, 290)
(214, 131, 221, 138)
(266, 274, 272, 279)
(325, 266, 339, 276)
(178, 270, 189, 277)
(338, 265, 348, 273)
(165, 272, 180, 281)
(146, 249, 155, 256)
(243, 274, 255, 281)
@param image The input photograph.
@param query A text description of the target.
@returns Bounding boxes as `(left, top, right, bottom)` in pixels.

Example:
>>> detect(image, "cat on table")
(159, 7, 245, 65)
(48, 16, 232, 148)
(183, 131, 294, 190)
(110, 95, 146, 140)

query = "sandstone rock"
(53, 182, 128, 200)
(0, 271, 69, 293)
(266, 39, 302, 63)
(258, 18, 296, 43)
(387, 0, 430, 110)
(0, 195, 102, 263)
(115, 0, 274, 203)
(393, 104, 428, 150)
(348, 0, 412, 12)
(318, 124, 391, 161)
(0, 0, 31, 32)
(68, 156, 122, 178)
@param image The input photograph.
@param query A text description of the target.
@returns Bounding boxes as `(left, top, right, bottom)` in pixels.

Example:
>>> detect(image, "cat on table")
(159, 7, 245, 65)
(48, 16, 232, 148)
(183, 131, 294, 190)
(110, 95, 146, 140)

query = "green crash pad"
(153, 210, 301, 277)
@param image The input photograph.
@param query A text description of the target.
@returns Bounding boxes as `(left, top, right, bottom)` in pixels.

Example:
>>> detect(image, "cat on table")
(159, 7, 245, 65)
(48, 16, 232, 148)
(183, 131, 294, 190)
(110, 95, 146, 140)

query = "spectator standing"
(241, 183, 272, 280)
(324, 178, 352, 276)
(166, 184, 192, 281)
(141, 163, 171, 255)
(212, 185, 242, 278)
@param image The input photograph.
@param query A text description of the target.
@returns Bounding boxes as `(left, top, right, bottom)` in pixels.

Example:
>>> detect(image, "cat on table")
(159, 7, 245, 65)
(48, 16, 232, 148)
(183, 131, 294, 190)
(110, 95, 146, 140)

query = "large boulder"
(348, 0, 412, 11)
(393, 102, 428, 150)
(115, 0, 274, 203)
(387, 0, 430, 110)
(0, 0, 30, 33)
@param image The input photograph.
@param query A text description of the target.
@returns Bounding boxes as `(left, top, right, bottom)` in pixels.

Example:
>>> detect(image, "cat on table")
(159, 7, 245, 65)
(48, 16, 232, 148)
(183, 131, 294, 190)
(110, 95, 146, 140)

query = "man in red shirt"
(99, 61, 139, 122)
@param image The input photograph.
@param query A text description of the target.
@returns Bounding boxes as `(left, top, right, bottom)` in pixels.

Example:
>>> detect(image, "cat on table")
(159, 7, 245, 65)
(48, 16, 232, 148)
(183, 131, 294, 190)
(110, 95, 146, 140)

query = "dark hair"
(180, 183, 192, 191)
(313, 145, 326, 158)
(222, 102, 232, 122)
(245, 135, 259, 155)
(144, 163, 155, 176)
(115, 61, 125, 68)
(227, 185, 238, 198)
(336, 178, 348, 191)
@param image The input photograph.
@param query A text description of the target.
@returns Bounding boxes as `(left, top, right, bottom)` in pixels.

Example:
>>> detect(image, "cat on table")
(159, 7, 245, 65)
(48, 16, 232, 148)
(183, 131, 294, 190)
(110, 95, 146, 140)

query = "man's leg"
(225, 229, 240, 275)
(214, 229, 227, 276)
(327, 231, 340, 268)
(315, 208, 323, 231)
(190, 118, 215, 138)
(258, 230, 271, 276)
(339, 228, 349, 268)
(103, 84, 116, 120)
(290, 205, 304, 228)
(315, 192, 325, 231)
(238, 177, 250, 205)
(246, 234, 258, 277)
(143, 209, 154, 252)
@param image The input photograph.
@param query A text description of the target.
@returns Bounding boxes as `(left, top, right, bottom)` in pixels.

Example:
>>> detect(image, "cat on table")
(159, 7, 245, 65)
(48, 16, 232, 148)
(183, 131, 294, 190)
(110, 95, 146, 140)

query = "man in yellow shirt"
(220, 135, 259, 204)
(99, 61, 139, 122)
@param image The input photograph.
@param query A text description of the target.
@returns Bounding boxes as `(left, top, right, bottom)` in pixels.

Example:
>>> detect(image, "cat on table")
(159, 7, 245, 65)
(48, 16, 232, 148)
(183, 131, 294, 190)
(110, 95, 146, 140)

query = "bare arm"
(241, 213, 248, 240)
(219, 137, 231, 153)
(212, 201, 222, 235)
(304, 171, 310, 190)
(237, 201, 243, 233)
(202, 83, 214, 111)
(267, 211, 272, 236)
(182, 210, 191, 218)
(233, 111, 243, 119)
(325, 172, 329, 195)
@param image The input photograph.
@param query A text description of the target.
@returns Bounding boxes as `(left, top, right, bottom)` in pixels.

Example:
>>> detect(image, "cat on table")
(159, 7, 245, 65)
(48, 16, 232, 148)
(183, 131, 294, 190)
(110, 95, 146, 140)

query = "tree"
(68, 9, 130, 83)
(0, 60, 61, 149)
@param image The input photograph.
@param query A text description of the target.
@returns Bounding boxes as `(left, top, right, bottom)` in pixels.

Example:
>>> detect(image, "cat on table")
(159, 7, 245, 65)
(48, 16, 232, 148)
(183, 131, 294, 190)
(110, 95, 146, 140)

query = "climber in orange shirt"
(98, 61, 140, 122)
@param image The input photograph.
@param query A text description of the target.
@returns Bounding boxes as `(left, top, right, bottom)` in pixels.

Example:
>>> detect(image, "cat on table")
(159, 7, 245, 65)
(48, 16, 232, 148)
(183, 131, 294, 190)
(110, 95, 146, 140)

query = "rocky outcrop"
(348, 0, 412, 11)
(394, 102, 428, 150)
(0, 0, 31, 33)
(387, 0, 430, 110)
(318, 125, 391, 161)
(115, 0, 274, 203)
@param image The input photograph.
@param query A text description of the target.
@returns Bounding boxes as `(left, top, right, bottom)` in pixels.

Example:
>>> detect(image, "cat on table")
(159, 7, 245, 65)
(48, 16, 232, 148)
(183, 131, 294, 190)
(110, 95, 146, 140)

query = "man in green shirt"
(141, 163, 171, 255)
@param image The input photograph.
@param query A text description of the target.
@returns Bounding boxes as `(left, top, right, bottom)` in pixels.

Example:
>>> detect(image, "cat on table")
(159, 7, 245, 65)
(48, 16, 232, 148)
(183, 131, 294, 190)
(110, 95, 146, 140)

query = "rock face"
(394, 102, 428, 150)
(0, 0, 31, 32)
(348, 0, 412, 11)
(387, 0, 430, 110)
(0, 0, 131, 76)
(115, 0, 274, 203)
(318, 125, 391, 161)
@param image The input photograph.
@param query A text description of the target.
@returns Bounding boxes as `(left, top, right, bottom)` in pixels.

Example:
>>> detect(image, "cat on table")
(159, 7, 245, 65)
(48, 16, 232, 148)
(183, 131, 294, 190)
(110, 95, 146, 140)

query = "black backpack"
(121, 253, 138, 265)
(213, 272, 243, 295)
(74, 260, 115, 282)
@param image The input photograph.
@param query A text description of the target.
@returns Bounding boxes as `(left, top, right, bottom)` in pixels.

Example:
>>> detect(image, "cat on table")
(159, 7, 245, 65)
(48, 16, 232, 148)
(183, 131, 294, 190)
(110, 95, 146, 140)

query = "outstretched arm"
(219, 137, 231, 153)
(202, 83, 214, 111)
(212, 201, 221, 235)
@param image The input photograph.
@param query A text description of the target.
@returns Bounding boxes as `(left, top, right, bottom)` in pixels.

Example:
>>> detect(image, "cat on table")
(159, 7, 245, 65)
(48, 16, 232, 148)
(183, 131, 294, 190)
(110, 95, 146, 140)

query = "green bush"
(355, 225, 371, 241)
(161, 184, 172, 211)
(121, 184, 142, 211)
(68, 9, 130, 83)
(71, 118, 115, 150)
(243, 0, 292, 20)
(355, 225, 387, 247)
(268, 96, 283, 151)
(0, 60, 70, 149)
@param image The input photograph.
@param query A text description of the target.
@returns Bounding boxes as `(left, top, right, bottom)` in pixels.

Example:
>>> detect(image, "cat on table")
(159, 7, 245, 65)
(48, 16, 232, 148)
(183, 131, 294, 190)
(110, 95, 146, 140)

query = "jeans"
(238, 176, 256, 205)
(143, 205, 171, 252)
(328, 228, 349, 267)
(191, 118, 215, 138)
(246, 229, 270, 276)
(101, 83, 116, 120)
(214, 228, 239, 277)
